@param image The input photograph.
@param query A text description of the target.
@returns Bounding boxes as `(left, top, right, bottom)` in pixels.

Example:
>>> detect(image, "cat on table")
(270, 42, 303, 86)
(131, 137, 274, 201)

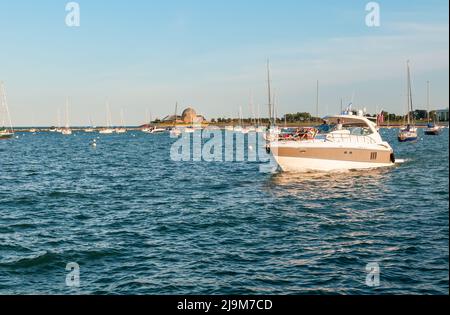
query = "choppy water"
(0, 128, 448, 295)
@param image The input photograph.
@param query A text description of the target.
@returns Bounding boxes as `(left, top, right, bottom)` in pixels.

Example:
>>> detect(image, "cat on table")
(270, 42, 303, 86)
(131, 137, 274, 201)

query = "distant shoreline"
(10, 122, 449, 133)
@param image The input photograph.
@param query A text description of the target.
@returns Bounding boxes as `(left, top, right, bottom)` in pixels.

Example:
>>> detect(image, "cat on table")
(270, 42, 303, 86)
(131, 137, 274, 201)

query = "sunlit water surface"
(0, 129, 448, 294)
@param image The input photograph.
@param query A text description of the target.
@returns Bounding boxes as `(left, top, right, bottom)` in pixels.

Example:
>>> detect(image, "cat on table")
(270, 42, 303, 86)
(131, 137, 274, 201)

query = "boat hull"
(0, 133, 14, 139)
(424, 128, 442, 136)
(398, 136, 417, 142)
(273, 155, 394, 172)
(270, 143, 395, 172)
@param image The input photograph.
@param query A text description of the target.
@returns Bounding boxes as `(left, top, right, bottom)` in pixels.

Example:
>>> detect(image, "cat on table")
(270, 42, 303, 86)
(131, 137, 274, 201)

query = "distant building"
(163, 107, 205, 123)
(436, 108, 449, 121)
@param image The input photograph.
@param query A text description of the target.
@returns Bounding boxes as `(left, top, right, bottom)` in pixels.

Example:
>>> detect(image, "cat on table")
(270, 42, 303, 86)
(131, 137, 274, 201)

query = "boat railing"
(325, 133, 376, 144)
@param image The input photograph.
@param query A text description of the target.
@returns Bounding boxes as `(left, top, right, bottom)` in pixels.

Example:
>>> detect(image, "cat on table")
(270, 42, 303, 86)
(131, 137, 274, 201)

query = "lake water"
(0, 128, 448, 294)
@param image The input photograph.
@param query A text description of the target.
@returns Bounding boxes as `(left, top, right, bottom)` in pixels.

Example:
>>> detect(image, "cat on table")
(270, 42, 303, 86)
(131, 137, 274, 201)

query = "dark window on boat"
(370, 152, 377, 160)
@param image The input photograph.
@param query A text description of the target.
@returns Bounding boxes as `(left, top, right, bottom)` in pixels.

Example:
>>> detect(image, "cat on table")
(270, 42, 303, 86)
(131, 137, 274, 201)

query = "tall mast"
(427, 81, 430, 122)
(120, 109, 125, 127)
(267, 60, 272, 125)
(0, 82, 13, 132)
(249, 90, 255, 126)
(406, 60, 411, 125)
(65, 97, 70, 128)
(272, 92, 276, 124)
(174, 102, 178, 127)
(316, 80, 319, 121)
(105, 100, 111, 128)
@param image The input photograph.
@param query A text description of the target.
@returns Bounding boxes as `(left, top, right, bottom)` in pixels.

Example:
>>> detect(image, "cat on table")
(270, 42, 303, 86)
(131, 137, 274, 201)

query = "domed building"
(162, 106, 206, 124)
(182, 107, 197, 123)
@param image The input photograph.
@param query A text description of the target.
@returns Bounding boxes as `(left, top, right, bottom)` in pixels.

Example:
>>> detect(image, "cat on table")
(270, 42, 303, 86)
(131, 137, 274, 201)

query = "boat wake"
(395, 158, 408, 164)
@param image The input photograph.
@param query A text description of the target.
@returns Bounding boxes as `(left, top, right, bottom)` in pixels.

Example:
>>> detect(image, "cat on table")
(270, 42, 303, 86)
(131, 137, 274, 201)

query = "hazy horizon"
(0, 0, 449, 127)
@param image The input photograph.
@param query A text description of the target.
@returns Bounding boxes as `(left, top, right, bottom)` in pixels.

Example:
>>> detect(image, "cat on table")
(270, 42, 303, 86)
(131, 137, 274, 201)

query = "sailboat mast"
(406, 61, 411, 125)
(105, 101, 111, 128)
(267, 60, 272, 125)
(427, 81, 430, 122)
(120, 109, 125, 127)
(65, 98, 70, 128)
(316, 80, 319, 121)
(174, 102, 178, 127)
(0, 82, 14, 132)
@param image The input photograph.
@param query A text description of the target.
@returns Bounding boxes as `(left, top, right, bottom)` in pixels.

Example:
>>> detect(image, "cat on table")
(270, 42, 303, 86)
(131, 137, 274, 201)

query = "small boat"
(99, 101, 114, 134)
(150, 127, 166, 134)
(424, 81, 442, 136)
(233, 126, 243, 132)
(61, 128, 72, 135)
(183, 127, 195, 133)
(0, 129, 14, 139)
(398, 125, 418, 142)
(85, 117, 95, 132)
(115, 109, 127, 133)
(99, 128, 114, 134)
(0, 82, 14, 139)
(62, 98, 73, 135)
(398, 61, 418, 142)
(424, 123, 442, 135)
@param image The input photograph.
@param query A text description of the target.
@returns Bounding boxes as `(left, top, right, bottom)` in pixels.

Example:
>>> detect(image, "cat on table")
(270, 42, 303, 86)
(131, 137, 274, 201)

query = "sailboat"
(115, 109, 127, 134)
(99, 101, 114, 134)
(255, 104, 265, 133)
(170, 102, 182, 137)
(29, 118, 37, 134)
(84, 116, 95, 132)
(424, 81, 442, 136)
(55, 108, 63, 133)
(398, 61, 418, 142)
(61, 98, 73, 135)
(0, 82, 14, 139)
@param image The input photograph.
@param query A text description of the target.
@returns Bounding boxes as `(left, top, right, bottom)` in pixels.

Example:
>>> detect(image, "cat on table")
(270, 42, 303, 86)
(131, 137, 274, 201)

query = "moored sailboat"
(398, 61, 418, 142)
(0, 82, 14, 139)
(61, 98, 73, 135)
(424, 81, 442, 136)
(115, 109, 127, 134)
(99, 101, 115, 134)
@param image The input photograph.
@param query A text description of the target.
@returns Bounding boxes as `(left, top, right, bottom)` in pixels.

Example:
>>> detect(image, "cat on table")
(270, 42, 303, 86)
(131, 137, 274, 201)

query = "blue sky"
(0, 0, 448, 126)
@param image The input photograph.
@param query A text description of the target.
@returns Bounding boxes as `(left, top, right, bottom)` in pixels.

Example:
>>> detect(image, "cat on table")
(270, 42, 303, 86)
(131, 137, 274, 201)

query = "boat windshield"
(317, 122, 372, 136)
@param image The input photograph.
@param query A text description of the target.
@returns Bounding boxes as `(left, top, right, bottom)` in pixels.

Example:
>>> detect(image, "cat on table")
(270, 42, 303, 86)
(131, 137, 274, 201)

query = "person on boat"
(317, 120, 330, 134)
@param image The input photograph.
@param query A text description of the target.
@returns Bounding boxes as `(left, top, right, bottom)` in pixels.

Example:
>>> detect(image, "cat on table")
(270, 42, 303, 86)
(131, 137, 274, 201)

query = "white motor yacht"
(269, 114, 395, 172)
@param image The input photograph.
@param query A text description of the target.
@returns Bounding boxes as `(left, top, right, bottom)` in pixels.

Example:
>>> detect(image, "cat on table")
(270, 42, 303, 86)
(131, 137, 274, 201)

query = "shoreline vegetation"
(11, 120, 449, 132)
(9, 110, 448, 132)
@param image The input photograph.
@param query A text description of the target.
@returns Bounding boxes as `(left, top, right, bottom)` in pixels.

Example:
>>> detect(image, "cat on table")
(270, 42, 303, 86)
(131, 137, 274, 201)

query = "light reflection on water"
(0, 128, 448, 294)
